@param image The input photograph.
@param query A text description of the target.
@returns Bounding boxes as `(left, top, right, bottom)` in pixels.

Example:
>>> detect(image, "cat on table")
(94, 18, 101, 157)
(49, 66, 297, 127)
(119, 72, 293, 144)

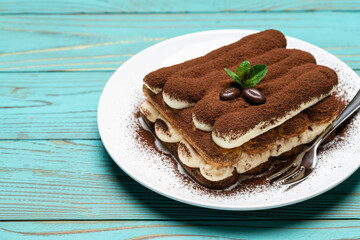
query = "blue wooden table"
(1, 1, 360, 239)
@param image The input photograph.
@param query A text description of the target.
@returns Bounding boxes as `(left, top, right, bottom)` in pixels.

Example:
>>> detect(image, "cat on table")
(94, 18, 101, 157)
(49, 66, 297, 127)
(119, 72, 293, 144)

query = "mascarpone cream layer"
(154, 115, 183, 143)
(140, 100, 333, 182)
(192, 113, 213, 132)
(212, 86, 336, 149)
(178, 120, 330, 180)
(162, 91, 195, 109)
(144, 82, 162, 95)
(140, 100, 160, 122)
(234, 120, 330, 173)
(178, 139, 235, 181)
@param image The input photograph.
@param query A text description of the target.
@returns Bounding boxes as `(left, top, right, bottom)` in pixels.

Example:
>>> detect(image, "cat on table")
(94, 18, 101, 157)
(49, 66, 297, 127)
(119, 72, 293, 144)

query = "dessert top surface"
(143, 29, 338, 152)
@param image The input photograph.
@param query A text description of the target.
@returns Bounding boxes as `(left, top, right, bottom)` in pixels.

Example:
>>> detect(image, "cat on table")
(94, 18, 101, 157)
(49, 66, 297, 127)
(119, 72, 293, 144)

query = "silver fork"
(267, 89, 360, 186)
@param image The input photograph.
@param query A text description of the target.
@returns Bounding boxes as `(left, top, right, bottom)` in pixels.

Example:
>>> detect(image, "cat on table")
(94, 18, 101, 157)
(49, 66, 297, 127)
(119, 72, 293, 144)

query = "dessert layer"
(142, 30, 339, 170)
(144, 29, 287, 96)
(164, 47, 316, 110)
(192, 61, 330, 131)
(143, 30, 338, 152)
(211, 66, 337, 148)
(140, 100, 337, 182)
(143, 86, 339, 167)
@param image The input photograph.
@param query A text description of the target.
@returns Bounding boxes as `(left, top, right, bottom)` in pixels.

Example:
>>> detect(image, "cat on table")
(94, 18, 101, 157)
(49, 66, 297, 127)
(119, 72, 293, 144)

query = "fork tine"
(273, 162, 301, 183)
(267, 162, 295, 181)
(283, 166, 306, 185)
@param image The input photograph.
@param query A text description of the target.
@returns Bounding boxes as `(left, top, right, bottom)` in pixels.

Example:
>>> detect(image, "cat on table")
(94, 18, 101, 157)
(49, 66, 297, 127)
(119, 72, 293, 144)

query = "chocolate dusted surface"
(140, 112, 289, 190)
(140, 112, 239, 189)
(154, 118, 169, 133)
(307, 95, 340, 123)
(213, 64, 337, 138)
(144, 87, 340, 167)
(144, 29, 287, 93)
(137, 109, 343, 190)
(178, 142, 191, 158)
(135, 104, 355, 191)
(243, 129, 278, 154)
(162, 33, 288, 103)
(142, 29, 339, 166)
(144, 86, 242, 167)
(192, 50, 317, 126)
(276, 112, 310, 138)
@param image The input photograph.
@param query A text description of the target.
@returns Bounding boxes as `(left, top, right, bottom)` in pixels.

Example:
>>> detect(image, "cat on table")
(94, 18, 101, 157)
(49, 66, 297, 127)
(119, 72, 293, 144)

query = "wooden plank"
(0, 12, 360, 72)
(1, 220, 360, 239)
(0, 72, 107, 139)
(1, 0, 360, 14)
(0, 0, 360, 14)
(1, 70, 360, 140)
(0, 139, 359, 220)
(0, 220, 360, 239)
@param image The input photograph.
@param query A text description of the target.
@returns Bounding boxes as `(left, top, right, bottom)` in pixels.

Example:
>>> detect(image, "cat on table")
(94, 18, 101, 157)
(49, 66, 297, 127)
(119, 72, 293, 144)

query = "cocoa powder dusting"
(162, 32, 288, 103)
(144, 29, 286, 92)
(243, 129, 278, 153)
(178, 142, 191, 158)
(134, 99, 356, 193)
(154, 118, 169, 133)
(135, 109, 279, 194)
(276, 112, 310, 138)
(307, 94, 340, 122)
(213, 64, 338, 137)
(141, 29, 340, 173)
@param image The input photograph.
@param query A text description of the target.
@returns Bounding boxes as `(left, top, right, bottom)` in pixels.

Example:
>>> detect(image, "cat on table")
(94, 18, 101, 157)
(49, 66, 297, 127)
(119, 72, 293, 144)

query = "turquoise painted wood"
(0, 72, 108, 139)
(0, 220, 360, 239)
(1, 12, 360, 72)
(1, 0, 360, 239)
(1, 0, 359, 14)
(0, 140, 359, 220)
(1, 71, 359, 140)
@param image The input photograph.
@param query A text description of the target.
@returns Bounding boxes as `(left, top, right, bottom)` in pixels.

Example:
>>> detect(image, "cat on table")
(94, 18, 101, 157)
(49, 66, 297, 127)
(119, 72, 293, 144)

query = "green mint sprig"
(224, 61, 267, 90)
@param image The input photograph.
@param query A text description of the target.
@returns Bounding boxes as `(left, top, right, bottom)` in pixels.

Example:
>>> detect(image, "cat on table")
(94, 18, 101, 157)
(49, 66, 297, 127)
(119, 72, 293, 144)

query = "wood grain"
(1, 0, 360, 14)
(0, 139, 359, 220)
(0, 220, 360, 239)
(1, 71, 359, 140)
(1, 13, 360, 72)
(0, 72, 108, 139)
(1, 0, 360, 237)
(0, 220, 360, 240)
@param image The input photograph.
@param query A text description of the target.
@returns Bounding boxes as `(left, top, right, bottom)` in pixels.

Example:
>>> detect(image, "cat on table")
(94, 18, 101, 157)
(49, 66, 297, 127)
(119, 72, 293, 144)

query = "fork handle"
(317, 89, 360, 146)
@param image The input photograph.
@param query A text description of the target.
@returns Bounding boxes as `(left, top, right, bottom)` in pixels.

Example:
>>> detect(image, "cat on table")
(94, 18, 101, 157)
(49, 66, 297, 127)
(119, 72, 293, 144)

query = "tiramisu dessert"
(139, 29, 340, 189)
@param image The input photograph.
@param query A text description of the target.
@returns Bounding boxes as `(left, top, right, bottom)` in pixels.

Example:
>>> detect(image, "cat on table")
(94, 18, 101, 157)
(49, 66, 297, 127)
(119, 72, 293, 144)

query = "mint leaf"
(244, 64, 267, 88)
(236, 61, 250, 79)
(224, 61, 267, 89)
(224, 68, 243, 89)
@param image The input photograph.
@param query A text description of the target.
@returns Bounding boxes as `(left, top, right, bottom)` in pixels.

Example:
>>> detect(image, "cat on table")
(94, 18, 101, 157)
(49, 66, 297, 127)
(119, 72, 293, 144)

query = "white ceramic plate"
(98, 30, 360, 211)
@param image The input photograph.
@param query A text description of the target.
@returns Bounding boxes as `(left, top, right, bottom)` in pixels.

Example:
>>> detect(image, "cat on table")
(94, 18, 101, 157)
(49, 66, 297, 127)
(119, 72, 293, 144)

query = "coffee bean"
(220, 87, 241, 101)
(243, 88, 266, 105)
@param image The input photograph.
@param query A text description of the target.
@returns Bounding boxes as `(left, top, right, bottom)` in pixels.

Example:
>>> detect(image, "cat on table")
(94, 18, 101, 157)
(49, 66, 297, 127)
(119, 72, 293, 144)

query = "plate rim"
(97, 29, 360, 211)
